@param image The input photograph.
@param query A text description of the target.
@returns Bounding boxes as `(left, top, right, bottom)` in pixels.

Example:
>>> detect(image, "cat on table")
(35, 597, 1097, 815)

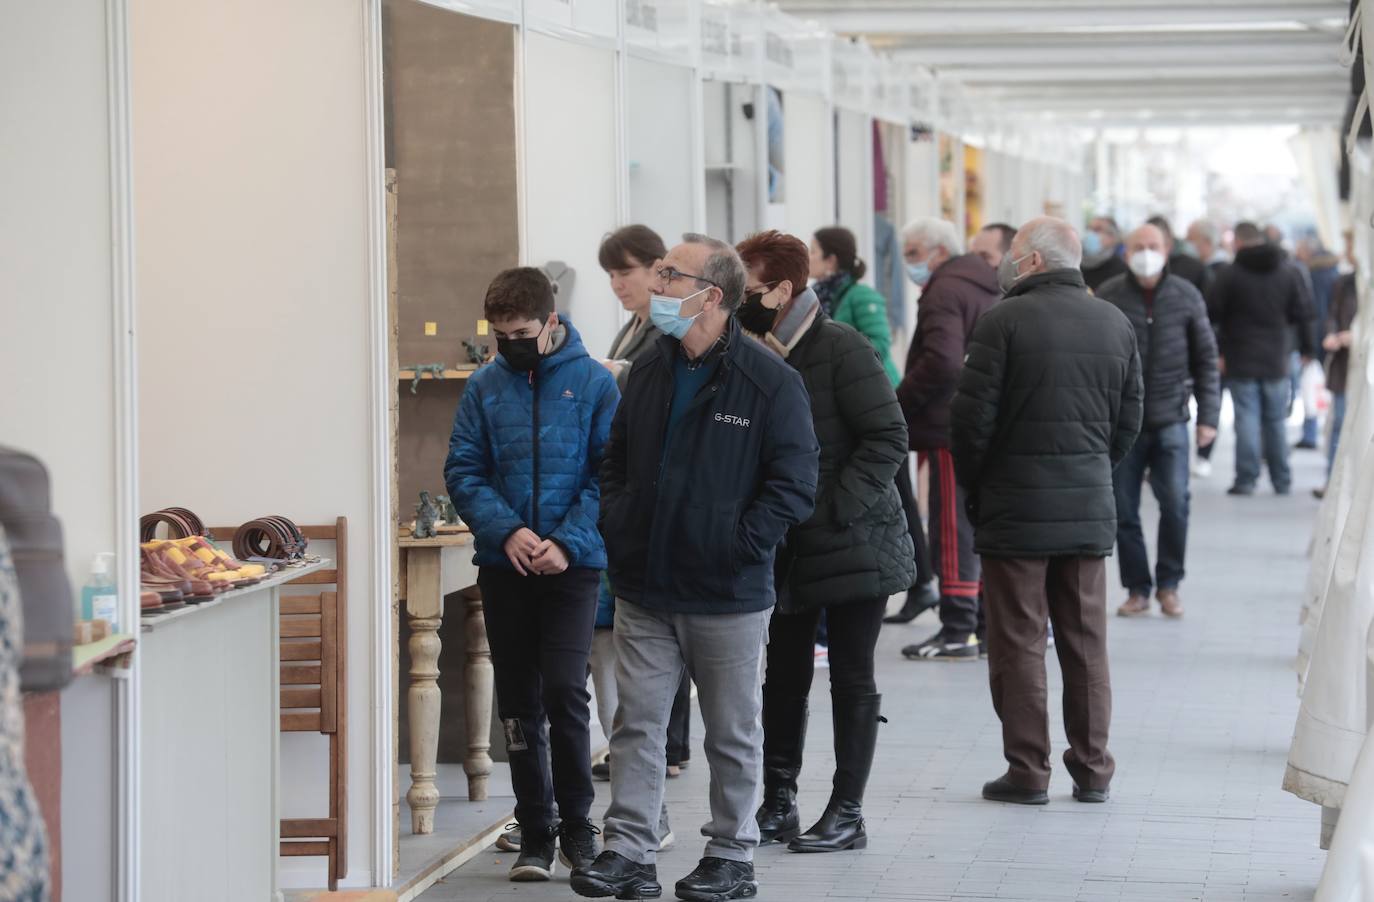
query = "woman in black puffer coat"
(736, 231, 915, 855)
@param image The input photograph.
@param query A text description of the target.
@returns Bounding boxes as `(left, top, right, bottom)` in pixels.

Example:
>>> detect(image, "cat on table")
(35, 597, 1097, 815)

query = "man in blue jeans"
(1099, 224, 1220, 619)
(1206, 222, 1315, 496)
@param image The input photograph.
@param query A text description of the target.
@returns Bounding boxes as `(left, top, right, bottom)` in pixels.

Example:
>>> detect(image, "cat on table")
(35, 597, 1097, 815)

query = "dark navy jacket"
(445, 317, 619, 571)
(599, 318, 819, 614)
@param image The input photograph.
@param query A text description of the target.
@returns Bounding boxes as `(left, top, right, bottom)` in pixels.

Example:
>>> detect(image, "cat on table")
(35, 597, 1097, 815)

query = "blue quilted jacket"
(444, 317, 619, 571)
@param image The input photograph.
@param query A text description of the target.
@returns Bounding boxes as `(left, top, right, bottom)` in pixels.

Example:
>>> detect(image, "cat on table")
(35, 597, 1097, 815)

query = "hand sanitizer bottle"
(81, 553, 118, 632)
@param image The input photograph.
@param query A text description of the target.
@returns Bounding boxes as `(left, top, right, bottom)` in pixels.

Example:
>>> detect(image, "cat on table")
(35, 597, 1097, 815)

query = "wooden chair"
(213, 517, 349, 889)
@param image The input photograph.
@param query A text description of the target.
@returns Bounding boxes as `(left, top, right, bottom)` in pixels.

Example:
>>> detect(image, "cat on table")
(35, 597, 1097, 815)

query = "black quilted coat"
(774, 314, 916, 612)
(950, 269, 1143, 558)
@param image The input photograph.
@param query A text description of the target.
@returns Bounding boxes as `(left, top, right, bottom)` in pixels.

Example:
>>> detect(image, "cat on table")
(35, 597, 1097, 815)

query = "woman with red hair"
(735, 230, 914, 853)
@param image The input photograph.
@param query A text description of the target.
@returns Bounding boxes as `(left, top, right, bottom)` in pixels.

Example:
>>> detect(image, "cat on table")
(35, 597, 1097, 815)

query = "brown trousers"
(982, 555, 1115, 792)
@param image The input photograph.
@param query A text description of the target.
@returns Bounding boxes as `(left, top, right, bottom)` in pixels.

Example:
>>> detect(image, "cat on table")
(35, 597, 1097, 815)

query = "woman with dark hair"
(737, 229, 915, 853)
(812, 227, 938, 624)
(594, 225, 687, 831)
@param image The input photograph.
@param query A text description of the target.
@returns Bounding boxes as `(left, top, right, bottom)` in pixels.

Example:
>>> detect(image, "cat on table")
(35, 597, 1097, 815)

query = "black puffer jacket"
(774, 315, 915, 612)
(1098, 270, 1221, 431)
(951, 269, 1143, 558)
(1205, 243, 1315, 380)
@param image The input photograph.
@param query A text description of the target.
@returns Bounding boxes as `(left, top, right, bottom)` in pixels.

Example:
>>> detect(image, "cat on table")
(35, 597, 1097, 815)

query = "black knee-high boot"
(788, 692, 882, 853)
(756, 687, 809, 843)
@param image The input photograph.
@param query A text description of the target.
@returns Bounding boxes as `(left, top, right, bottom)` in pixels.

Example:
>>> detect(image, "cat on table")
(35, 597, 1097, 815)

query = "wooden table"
(398, 532, 492, 835)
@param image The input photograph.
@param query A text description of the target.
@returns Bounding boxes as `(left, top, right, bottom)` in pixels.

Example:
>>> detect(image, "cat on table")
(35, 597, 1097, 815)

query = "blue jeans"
(1113, 421, 1190, 595)
(1328, 393, 1348, 478)
(1229, 377, 1292, 492)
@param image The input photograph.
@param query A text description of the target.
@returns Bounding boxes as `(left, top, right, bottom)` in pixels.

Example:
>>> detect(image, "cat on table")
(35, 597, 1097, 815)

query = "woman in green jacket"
(809, 227, 902, 386)
(810, 226, 938, 623)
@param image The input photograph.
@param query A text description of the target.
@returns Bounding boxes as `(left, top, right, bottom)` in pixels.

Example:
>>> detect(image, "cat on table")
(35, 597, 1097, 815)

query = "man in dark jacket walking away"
(573, 234, 819, 902)
(735, 230, 914, 854)
(1206, 221, 1316, 495)
(895, 217, 1001, 661)
(1099, 225, 1220, 620)
(951, 217, 1143, 806)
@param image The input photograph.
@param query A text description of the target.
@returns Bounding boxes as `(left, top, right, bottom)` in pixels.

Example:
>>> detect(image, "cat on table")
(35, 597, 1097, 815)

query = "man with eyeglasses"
(572, 234, 819, 902)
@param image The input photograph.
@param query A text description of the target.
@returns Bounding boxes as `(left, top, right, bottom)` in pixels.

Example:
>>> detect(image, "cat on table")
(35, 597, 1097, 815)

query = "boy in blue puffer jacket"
(445, 267, 619, 882)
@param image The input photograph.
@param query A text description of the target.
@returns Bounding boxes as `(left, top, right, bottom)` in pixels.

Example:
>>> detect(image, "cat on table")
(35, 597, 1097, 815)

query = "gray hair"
(900, 217, 963, 256)
(1188, 219, 1221, 248)
(1019, 218, 1082, 270)
(682, 232, 747, 311)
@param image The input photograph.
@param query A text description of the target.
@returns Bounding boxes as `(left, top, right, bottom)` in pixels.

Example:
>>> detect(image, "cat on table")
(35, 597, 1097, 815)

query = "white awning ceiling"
(774, 0, 1350, 126)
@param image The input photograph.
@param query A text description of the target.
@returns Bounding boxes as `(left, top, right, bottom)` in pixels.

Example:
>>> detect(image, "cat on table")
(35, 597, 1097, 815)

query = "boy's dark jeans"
(478, 566, 599, 834)
(1113, 421, 1190, 595)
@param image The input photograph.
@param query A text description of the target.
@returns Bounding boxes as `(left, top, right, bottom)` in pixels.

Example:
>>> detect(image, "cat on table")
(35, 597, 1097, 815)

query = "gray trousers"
(603, 599, 770, 865)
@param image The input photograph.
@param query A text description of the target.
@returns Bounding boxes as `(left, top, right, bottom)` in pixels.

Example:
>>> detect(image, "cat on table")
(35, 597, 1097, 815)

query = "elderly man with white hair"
(951, 217, 1142, 806)
(894, 217, 1001, 660)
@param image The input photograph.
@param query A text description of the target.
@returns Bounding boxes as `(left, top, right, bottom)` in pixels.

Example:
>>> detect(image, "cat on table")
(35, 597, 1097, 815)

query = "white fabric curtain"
(1290, 127, 1347, 253)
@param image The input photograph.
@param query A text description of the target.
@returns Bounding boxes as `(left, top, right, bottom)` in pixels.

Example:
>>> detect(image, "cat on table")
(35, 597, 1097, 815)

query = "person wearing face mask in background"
(1184, 220, 1230, 479)
(894, 218, 1000, 661)
(445, 268, 620, 882)
(735, 230, 913, 854)
(970, 222, 1018, 270)
(1097, 225, 1220, 620)
(1080, 216, 1129, 292)
(809, 226, 939, 626)
(575, 235, 818, 902)
(1146, 215, 1210, 295)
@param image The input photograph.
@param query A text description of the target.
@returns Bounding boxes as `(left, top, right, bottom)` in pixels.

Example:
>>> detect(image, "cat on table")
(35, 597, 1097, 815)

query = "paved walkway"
(420, 435, 1330, 901)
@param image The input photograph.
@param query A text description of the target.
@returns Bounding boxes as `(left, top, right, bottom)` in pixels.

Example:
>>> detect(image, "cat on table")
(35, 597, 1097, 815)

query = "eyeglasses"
(656, 266, 722, 290)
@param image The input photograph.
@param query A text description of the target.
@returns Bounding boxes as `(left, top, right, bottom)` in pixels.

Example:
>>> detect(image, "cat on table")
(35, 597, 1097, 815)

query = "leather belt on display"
(139, 507, 206, 541)
(233, 516, 308, 562)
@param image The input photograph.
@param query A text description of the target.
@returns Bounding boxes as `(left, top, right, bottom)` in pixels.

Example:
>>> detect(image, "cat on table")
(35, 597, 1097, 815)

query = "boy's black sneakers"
(509, 826, 557, 881)
(558, 818, 602, 871)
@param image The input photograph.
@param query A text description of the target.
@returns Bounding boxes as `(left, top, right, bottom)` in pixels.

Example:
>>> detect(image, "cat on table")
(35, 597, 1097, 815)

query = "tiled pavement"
(420, 438, 1329, 901)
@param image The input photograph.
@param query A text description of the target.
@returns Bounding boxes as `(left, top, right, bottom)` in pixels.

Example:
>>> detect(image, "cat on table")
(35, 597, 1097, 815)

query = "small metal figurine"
(463, 338, 491, 366)
(406, 363, 446, 395)
(414, 491, 441, 539)
(436, 494, 461, 526)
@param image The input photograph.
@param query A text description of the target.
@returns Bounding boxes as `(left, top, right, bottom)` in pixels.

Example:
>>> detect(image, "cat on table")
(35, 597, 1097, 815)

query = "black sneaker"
(675, 858, 757, 902)
(593, 760, 611, 781)
(509, 826, 556, 881)
(902, 631, 980, 661)
(559, 818, 602, 871)
(571, 850, 662, 899)
(1227, 484, 1255, 496)
(495, 822, 521, 852)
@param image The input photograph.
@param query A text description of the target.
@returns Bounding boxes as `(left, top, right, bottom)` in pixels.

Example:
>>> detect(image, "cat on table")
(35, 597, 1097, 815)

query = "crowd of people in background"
(441, 207, 1357, 902)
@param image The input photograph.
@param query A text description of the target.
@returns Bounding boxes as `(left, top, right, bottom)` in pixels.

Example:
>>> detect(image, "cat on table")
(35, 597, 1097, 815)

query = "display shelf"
(139, 559, 332, 632)
(398, 531, 473, 549)
(72, 632, 137, 676)
(397, 368, 477, 381)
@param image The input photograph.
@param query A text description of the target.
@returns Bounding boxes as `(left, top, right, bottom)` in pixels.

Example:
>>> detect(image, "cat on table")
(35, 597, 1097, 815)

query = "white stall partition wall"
(523, 31, 622, 355)
(784, 91, 835, 245)
(131, 0, 381, 887)
(627, 56, 699, 245)
(835, 108, 875, 284)
(1, 4, 132, 901)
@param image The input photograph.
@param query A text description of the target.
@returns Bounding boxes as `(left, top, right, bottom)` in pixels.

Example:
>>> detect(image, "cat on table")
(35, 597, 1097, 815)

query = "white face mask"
(1129, 249, 1166, 279)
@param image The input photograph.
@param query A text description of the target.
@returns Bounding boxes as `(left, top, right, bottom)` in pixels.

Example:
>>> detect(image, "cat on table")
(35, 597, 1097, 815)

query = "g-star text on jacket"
(715, 413, 751, 427)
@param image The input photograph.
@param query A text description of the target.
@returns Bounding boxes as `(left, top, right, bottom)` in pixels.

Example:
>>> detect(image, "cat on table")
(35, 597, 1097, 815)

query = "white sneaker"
(1192, 459, 1213, 479)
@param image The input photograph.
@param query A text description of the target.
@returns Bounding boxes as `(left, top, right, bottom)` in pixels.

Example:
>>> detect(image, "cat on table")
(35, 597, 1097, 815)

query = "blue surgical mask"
(906, 262, 932, 286)
(1081, 230, 1103, 256)
(649, 287, 710, 340)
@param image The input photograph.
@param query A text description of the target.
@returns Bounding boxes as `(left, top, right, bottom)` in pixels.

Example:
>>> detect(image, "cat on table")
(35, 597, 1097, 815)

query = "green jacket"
(830, 279, 901, 386)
